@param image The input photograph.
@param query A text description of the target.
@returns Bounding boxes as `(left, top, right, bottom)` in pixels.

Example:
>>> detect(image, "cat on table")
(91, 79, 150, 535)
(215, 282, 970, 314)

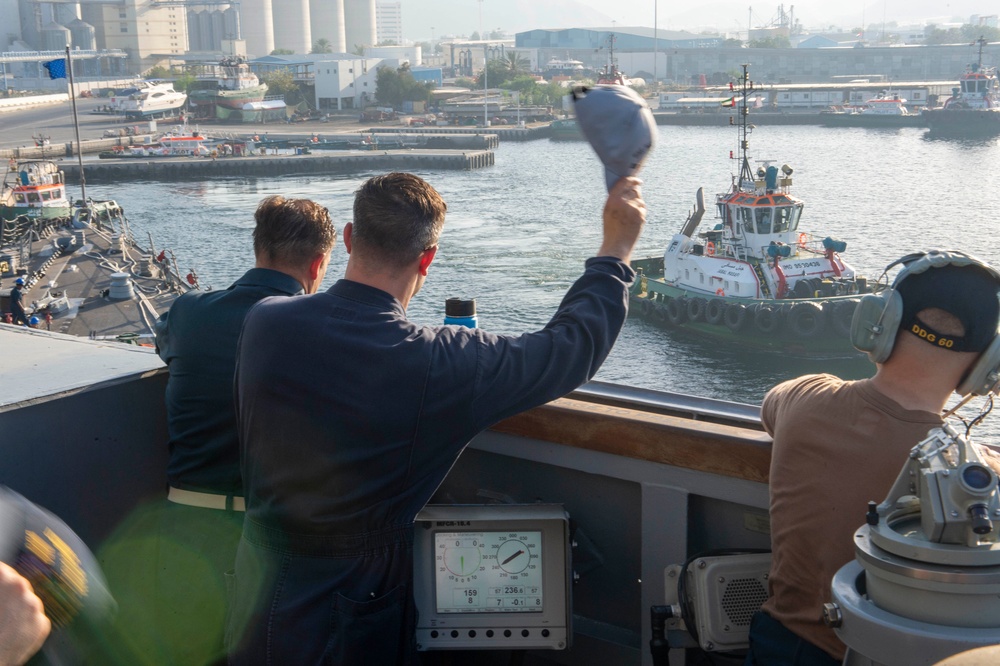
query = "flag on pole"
(720, 96, 736, 107)
(44, 59, 67, 80)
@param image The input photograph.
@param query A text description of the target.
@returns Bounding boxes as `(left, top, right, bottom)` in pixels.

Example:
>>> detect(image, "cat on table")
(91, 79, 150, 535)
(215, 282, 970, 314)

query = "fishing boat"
(821, 92, 924, 128)
(1, 161, 73, 221)
(111, 81, 188, 120)
(923, 38, 1000, 136)
(630, 65, 880, 356)
(187, 56, 269, 119)
(549, 117, 584, 141)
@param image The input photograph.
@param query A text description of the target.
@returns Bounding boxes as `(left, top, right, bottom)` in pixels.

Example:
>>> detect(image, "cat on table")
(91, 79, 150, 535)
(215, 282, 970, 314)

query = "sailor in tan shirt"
(746, 251, 1000, 665)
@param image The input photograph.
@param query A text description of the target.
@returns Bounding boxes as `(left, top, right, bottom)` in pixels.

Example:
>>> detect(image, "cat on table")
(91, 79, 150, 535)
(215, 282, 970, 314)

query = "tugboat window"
(41, 191, 51, 201)
(756, 208, 772, 234)
(14, 193, 25, 203)
(741, 208, 753, 234)
(28, 193, 40, 203)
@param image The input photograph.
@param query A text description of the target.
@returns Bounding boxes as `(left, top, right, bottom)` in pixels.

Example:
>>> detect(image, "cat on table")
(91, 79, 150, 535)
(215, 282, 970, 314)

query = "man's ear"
(418, 246, 437, 276)
(308, 253, 326, 280)
(343, 222, 353, 254)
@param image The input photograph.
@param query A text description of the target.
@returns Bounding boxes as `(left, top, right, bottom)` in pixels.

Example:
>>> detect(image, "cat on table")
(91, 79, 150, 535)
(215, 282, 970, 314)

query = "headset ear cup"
(957, 331, 1000, 396)
(851, 290, 902, 363)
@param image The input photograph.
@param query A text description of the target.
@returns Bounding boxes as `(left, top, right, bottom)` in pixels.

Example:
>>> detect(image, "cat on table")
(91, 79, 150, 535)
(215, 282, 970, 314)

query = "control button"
(503, 629, 512, 638)
(450, 630, 459, 638)
(522, 629, 530, 638)
(430, 630, 438, 639)
(541, 629, 550, 637)
(468, 630, 476, 638)
(486, 630, 494, 638)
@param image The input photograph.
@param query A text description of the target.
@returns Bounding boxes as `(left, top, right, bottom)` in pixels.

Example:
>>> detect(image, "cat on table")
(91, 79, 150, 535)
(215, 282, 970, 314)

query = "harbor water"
(96, 124, 1000, 435)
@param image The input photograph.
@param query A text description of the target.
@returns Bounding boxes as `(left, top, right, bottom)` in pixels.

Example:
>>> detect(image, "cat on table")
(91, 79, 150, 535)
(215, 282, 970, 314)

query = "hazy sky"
(404, 0, 989, 40)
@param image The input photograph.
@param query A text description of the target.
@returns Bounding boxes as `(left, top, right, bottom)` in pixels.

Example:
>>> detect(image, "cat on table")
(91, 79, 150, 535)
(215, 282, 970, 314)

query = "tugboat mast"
(733, 63, 756, 188)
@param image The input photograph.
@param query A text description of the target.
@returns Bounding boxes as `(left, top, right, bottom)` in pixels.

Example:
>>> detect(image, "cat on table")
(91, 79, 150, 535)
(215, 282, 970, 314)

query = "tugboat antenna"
(737, 63, 755, 187)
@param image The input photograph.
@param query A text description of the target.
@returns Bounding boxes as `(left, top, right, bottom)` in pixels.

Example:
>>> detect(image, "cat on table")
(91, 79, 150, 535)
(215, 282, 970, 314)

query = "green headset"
(850, 249, 1000, 396)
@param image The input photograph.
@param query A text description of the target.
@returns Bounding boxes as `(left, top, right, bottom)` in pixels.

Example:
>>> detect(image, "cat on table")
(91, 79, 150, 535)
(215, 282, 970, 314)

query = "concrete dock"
(59, 149, 496, 183)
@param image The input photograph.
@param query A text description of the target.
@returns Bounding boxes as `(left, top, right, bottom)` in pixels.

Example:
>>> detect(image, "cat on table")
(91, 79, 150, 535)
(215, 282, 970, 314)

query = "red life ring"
(715, 288, 725, 297)
(705, 241, 716, 256)
(798, 232, 808, 248)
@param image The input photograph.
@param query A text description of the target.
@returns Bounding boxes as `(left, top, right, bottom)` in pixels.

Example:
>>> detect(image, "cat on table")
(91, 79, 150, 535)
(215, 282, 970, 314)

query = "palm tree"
(504, 51, 530, 76)
(312, 38, 333, 54)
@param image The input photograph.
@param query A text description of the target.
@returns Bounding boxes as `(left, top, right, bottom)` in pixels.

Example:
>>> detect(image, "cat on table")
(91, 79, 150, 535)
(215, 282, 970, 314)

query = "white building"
(364, 44, 420, 66)
(81, 0, 187, 70)
(313, 54, 382, 110)
(376, 1, 403, 45)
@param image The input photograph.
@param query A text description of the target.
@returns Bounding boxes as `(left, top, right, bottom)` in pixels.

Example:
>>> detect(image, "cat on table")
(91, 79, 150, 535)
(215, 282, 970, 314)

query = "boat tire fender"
(825, 299, 857, 338)
(665, 298, 687, 326)
(705, 298, 727, 325)
(788, 301, 826, 339)
(753, 304, 783, 334)
(652, 303, 670, 325)
(724, 303, 749, 332)
(639, 298, 656, 318)
(686, 297, 707, 323)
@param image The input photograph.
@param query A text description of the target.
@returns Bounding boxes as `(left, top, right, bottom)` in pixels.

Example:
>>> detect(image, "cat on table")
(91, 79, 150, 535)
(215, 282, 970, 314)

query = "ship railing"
(572, 380, 762, 429)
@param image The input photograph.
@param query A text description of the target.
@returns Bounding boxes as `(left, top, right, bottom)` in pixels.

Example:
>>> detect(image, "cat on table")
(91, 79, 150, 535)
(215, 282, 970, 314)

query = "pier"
(58, 149, 496, 183)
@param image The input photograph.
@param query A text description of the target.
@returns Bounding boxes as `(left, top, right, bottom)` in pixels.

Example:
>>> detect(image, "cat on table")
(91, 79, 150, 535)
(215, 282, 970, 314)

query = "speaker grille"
(721, 577, 768, 627)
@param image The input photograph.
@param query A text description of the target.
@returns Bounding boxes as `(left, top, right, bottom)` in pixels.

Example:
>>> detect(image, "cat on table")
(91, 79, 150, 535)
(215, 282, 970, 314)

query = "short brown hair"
(253, 196, 336, 265)
(351, 173, 447, 269)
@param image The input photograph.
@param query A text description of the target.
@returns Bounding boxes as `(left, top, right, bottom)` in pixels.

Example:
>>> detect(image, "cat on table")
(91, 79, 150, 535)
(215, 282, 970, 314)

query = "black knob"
(503, 629, 511, 638)
(970, 503, 993, 535)
(541, 629, 550, 637)
(486, 630, 494, 638)
(521, 629, 530, 637)
(430, 630, 438, 638)
(468, 630, 476, 638)
(450, 630, 459, 638)
(866, 501, 879, 526)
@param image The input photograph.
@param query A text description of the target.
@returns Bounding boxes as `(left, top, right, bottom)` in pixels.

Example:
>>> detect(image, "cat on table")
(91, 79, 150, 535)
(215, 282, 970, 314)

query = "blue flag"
(44, 59, 67, 80)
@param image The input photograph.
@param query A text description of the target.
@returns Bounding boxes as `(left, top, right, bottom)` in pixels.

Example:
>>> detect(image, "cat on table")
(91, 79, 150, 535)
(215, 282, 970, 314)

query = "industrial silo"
(67, 18, 96, 51)
(309, 0, 345, 53)
(271, 0, 310, 54)
(344, 0, 376, 51)
(40, 21, 71, 52)
(240, 0, 274, 57)
(187, 9, 202, 51)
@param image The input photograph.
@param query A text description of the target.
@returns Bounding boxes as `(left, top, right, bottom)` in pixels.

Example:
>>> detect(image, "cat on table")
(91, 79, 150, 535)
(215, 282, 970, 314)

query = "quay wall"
(369, 125, 548, 142)
(0, 135, 156, 160)
(59, 150, 496, 183)
(0, 94, 69, 113)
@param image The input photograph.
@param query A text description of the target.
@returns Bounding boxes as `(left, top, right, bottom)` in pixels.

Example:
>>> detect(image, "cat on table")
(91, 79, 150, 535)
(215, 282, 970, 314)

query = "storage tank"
(344, 0, 376, 51)
(309, 0, 345, 53)
(40, 21, 71, 52)
(187, 9, 202, 51)
(271, 0, 310, 54)
(223, 6, 241, 41)
(240, 0, 274, 57)
(53, 3, 80, 26)
(67, 18, 96, 51)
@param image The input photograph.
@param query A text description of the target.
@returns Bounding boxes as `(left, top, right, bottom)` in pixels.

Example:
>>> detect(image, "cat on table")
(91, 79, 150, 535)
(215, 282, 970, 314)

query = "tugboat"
(1, 160, 73, 220)
(549, 34, 629, 142)
(630, 64, 880, 356)
(186, 56, 269, 120)
(923, 37, 1000, 136)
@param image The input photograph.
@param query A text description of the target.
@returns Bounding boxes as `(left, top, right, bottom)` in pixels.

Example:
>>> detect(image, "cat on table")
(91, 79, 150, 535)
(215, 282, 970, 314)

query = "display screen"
(434, 531, 543, 613)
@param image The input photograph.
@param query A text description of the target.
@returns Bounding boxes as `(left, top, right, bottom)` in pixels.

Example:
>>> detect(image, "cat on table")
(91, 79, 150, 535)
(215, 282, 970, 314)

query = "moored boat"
(187, 56, 268, 119)
(630, 65, 881, 356)
(821, 92, 924, 128)
(549, 118, 584, 141)
(1, 160, 73, 221)
(111, 81, 188, 120)
(923, 38, 1000, 136)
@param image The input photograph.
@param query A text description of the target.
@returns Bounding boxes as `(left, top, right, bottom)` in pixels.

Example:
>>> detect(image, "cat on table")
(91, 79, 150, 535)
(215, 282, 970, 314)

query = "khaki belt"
(168, 487, 246, 512)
